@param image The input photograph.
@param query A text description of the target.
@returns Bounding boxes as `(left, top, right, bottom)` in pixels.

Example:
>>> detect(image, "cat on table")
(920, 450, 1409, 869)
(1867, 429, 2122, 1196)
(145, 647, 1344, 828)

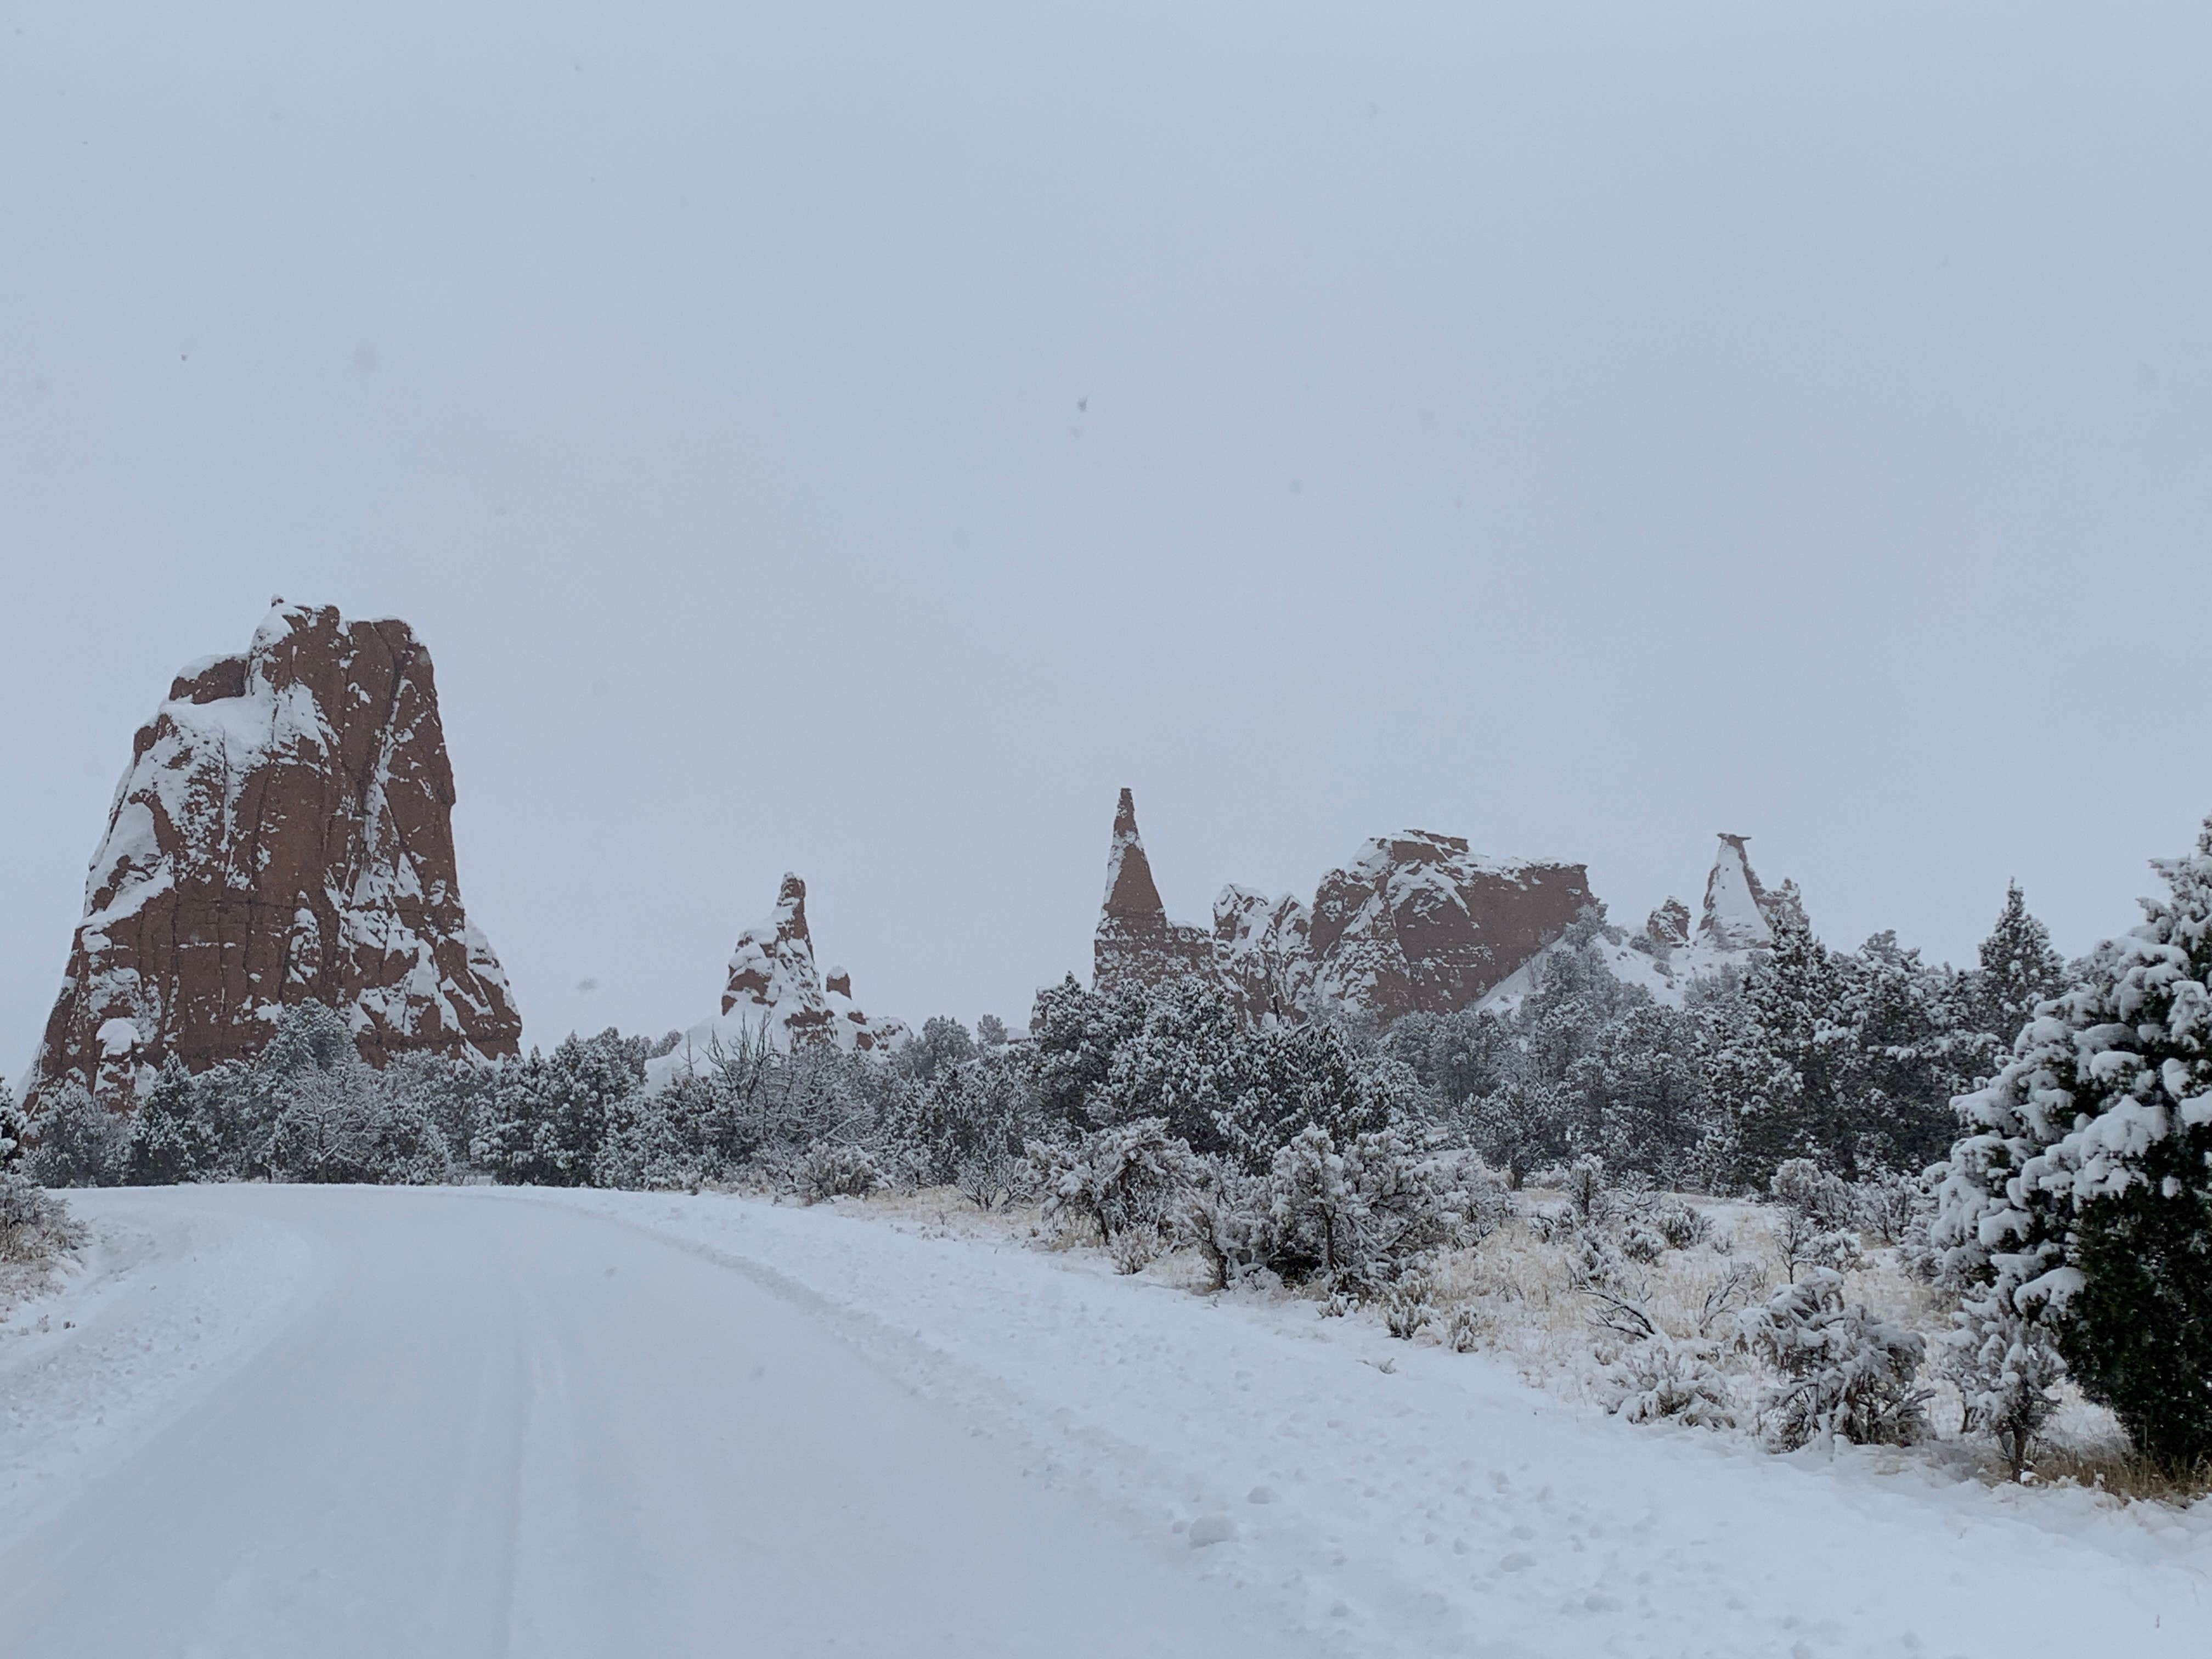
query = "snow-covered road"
(0, 1188, 1302, 1658)
(4, 1187, 2209, 1658)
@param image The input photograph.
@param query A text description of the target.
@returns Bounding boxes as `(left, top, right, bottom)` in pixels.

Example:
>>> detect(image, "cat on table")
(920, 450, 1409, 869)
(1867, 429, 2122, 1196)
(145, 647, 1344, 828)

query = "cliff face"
(1087, 793, 1590, 1028)
(31, 602, 520, 1102)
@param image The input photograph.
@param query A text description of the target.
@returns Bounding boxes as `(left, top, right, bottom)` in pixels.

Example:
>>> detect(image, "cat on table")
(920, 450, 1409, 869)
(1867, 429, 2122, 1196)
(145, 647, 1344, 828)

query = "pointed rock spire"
(1697, 833, 1777, 951)
(1092, 789, 1211, 994)
(1102, 787, 1168, 918)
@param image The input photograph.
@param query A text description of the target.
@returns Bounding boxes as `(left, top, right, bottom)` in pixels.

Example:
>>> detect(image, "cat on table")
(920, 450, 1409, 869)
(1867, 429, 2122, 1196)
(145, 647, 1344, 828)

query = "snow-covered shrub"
(955, 1147, 1024, 1212)
(1, 1170, 86, 1265)
(793, 1141, 883, 1205)
(1524, 1202, 1572, 1244)
(268, 1060, 452, 1185)
(1446, 1306, 1485, 1352)
(1777, 1209, 1865, 1280)
(1638, 1195, 1713, 1251)
(1382, 1273, 1436, 1339)
(1109, 1222, 1164, 1275)
(1031, 1118, 1199, 1244)
(1772, 1158, 1857, 1231)
(1263, 1125, 1502, 1289)
(1738, 1268, 1927, 1451)
(1603, 1335, 1735, 1429)
(25, 1081, 127, 1188)
(1852, 1168, 1933, 1247)
(1944, 1284, 2067, 1478)
(1621, 1220, 1667, 1264)
(1565, 1154, 1609, 1225)
(476, 1031, 639, 1187)
(1169, 1160, 1271, 1291)
(1568, 1226, 1628, 1290)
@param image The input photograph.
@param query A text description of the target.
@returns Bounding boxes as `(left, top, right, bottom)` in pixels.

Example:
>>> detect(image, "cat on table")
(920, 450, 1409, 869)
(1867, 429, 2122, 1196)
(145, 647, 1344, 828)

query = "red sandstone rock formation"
(1305, 832, 1594, 1024)
(30, 602, 521, 1103)
(1086, 794, 1589, 1028)
(650, 873, 907, 1086)
(1092, 789, 1212, 996)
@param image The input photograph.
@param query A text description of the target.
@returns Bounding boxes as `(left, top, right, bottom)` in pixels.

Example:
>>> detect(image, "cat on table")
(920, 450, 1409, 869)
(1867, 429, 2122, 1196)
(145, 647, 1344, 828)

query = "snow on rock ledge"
(29, 601, 521, 1104)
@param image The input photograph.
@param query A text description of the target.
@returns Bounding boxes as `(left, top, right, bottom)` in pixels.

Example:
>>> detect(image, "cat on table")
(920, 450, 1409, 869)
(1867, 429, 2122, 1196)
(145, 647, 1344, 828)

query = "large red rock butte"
(1090, 791, 1595, 1027)
(29, 602, 521, 1105)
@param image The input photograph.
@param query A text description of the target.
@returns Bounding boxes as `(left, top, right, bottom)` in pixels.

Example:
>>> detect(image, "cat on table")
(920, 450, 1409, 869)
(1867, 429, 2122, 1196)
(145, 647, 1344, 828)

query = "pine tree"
(1969, 881, 2066, 1059)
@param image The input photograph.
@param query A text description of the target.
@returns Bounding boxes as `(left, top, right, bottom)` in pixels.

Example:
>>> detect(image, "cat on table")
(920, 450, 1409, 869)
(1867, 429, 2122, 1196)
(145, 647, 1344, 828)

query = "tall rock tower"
(29, 601, 522, 1104)
(1091, 789, 1211, 995)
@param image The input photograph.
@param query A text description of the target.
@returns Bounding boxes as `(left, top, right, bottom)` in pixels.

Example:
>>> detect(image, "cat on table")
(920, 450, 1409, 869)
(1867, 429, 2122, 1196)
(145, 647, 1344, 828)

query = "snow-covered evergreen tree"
(1967, 881, 2066, 1059)
(1936, 817, 2212, 1465)
(474, 1031, 638, 1186)
(25, 1080, 127, 1188)
(123, 1057, 224, 1184)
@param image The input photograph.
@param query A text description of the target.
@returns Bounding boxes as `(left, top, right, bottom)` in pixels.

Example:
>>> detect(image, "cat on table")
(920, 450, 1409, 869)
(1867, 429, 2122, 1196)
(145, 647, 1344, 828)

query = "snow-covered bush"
(476, 1031, 639, 1187)
(955, 1145, 1030, 1211)
(1772, 1158, 1857, 1231)
(788, 1141, 879, 1204)
(1638, 1195, 1713, 1251)
(1262, 1125, 1502, 1289)
(1, 1169, 86, 1265)
(1381, 1272, 1436, 1339)
(1108, 1222, 1164, 1275)
(1445, 1306, 1485, 1353)
(25, 1081, 127, 1188)
(1031, 1118, 1199, 1244)
(1852, 1168, 1933, 1247)
(1944, 1283, 2067, 1479)
(268, 1059, 453, 1185)
(1565, 1154, 1610, 1225)
(1603, 1335, 1735, 1429)
(1737, 1268, 1927, 1451)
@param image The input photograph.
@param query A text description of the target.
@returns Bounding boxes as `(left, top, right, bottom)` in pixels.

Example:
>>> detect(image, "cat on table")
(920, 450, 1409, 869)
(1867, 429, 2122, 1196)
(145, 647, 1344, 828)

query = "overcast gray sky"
(5, 1, 2211, 1071)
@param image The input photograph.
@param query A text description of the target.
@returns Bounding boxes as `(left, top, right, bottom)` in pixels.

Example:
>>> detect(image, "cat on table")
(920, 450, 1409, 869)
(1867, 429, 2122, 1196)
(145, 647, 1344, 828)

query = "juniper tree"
(1968, 881, 2066, 1060)
(1938, 818, 2212, 1466)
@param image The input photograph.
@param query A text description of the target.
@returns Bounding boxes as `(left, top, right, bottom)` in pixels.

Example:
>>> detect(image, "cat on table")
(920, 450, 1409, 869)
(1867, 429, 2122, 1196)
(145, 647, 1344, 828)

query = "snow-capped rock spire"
(1697, 833, 1776, 951)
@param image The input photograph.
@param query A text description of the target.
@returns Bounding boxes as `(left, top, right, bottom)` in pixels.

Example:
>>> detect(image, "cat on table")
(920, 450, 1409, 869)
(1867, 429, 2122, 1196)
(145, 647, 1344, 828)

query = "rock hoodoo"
(1087, 793, 1593, 1028)
(1092, 789, 1212, 996)
(29, 601, 521, 1104)
(651, 872, 907, 1087)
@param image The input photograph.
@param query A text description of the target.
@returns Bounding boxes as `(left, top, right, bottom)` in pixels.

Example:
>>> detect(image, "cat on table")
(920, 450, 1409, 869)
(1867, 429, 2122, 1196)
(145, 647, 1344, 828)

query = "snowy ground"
(4, 1187, 2209, 1658)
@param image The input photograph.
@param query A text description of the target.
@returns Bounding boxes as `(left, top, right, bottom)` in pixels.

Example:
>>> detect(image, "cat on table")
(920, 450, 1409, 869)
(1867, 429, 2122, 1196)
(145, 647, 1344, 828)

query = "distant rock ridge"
(29, 601, 521, 1105)
(1087, 792, 1593, 1028)
(650, 872, 907, 1088)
